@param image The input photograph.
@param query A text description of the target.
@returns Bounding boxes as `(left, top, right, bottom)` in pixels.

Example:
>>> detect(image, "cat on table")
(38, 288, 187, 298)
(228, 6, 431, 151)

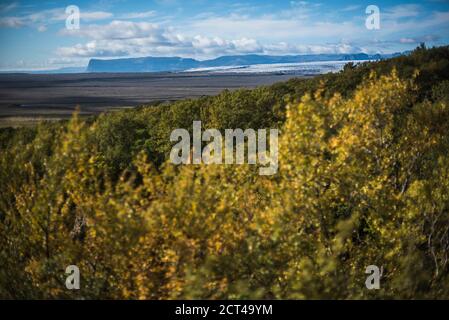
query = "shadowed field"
(0, 72, 300, 127)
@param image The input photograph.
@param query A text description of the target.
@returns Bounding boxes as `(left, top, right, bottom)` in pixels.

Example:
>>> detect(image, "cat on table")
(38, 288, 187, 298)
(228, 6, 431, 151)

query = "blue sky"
(0, 0, 449, 70)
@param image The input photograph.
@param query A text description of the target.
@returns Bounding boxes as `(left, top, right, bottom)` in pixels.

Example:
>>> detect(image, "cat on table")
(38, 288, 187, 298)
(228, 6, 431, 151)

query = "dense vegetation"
(1, 45, 449, 299)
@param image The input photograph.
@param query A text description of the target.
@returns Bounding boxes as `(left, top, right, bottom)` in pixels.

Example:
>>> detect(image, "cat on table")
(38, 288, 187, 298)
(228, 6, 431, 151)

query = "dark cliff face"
(86, 53, 401, 73)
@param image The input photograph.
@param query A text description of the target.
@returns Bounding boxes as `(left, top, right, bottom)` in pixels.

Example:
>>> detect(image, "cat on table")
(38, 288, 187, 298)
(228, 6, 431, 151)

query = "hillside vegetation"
(1, 45, 449, 299)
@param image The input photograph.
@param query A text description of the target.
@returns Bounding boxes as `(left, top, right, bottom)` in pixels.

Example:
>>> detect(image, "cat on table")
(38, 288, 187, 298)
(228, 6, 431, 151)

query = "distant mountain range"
(0, 52, 408, 74)
(86, 52, 406, 73)
(0, 67, 86, 74)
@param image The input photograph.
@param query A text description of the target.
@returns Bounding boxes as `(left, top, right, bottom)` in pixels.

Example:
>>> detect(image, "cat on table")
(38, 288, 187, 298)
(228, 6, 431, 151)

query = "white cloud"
(81, 11, 114, 21)
(399, 35, 440, 44)
(40, 9, 113, 22)
(381, 10, 449, 34)
(119, 11, 156, 19)
(60, 20, 165, 40)
(0, 2, 18, 13)
(46, 4, 449, 60)
(0, 16, 23, 28)
(56, 41, 130, 57)
(383, 4, 421, 20)
(56, 35, 265, 59)
(56, 20, 264, 58)
(0, 7, 113, 31)
(433, 11, 449, 23)
(341, 5, 362, 12)
(400, 38, 417, 44)
(56, 19, 366, 59)
(186, 14, 359, 42)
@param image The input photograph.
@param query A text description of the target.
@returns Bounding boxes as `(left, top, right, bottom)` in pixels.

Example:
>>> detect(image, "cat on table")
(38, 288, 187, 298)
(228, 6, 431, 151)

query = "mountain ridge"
(86, 52, 407, 73)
